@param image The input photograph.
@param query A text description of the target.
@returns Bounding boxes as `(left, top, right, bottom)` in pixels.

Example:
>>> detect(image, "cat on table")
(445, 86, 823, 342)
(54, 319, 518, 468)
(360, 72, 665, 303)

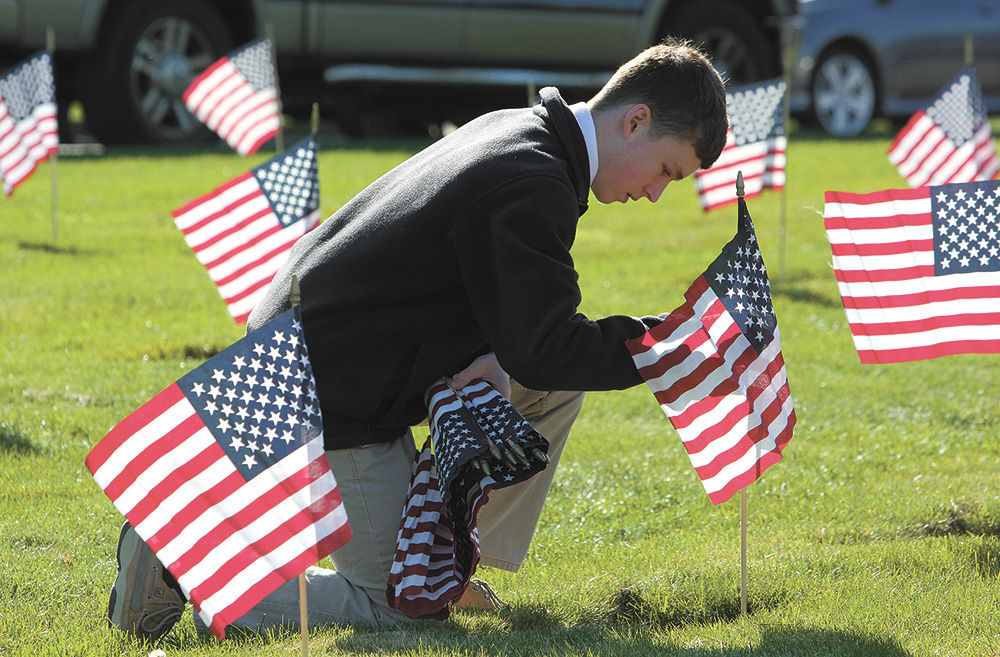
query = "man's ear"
(622, 103, 651, 138)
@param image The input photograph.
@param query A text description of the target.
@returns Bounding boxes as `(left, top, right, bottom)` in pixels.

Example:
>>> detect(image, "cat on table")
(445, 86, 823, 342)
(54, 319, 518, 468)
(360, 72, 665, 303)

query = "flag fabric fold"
(182, 38, 281, 157)
(0, 50, 58, 196)
(625, 195, 795, 504)
(694, 79, 786, 212)
(387, 379, 549, 619)
(171, 135, 320, 323)
(86, 307, 351, 638)
(824, 180, 1000, 364)
(888, 66, 999, 188)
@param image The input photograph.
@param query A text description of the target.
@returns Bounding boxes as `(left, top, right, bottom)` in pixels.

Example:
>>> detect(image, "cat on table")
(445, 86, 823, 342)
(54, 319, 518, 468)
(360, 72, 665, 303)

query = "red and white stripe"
(888, 112, 999, 188)
(0, 97, 57, 195)
(694, 131, 786, 211)
(86, 383, 350, 638)
(171, 173, 318, 323)
(627, 276, 795, 505)
(824, 187, 1000, 363)
(183, 58, 280, 157)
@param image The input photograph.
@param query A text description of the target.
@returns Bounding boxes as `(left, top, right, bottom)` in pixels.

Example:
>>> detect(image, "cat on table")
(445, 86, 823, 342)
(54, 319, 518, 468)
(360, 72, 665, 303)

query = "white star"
(241, 453, 257, 469)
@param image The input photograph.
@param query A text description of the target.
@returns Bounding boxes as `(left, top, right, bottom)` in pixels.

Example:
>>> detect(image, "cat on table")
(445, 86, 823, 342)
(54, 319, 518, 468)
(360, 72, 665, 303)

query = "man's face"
(591, 106, 701, 205)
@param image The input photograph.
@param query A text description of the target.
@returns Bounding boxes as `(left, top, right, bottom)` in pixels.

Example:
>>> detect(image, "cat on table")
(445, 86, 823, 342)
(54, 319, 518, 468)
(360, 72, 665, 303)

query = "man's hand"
(448, 352, 511, 399)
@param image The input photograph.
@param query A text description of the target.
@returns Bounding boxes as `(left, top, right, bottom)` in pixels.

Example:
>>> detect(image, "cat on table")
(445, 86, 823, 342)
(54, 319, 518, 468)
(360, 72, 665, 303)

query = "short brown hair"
(590, 38, 729, 169)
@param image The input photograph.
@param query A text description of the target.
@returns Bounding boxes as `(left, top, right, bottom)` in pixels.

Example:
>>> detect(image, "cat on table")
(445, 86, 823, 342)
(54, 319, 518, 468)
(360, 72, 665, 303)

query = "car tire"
(81, 0, 235, 145)
(811, 46, 877, 138)
(668, 0, 773, 87)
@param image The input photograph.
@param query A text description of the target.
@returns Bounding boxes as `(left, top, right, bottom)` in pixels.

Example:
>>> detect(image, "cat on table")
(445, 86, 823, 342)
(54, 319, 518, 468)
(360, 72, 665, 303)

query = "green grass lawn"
(1, 123, 998, 657)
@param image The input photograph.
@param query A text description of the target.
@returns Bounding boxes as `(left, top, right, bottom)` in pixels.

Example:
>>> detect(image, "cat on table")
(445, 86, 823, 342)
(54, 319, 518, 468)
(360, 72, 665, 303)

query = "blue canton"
(705, 199, 777, 352)
(925, 67, 988, 147)
(431, 386, 548, 508)
(0, 51, 55, 121)
(179, 307, 322, 480)
(727, 78, 785, 147)
(230, 38, 275, 92)
(931, 180, 1000, 275)
(252, 136, 319, 228)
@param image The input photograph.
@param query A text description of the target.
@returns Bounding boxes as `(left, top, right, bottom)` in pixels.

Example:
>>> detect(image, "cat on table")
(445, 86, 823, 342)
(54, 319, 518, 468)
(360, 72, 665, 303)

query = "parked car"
(789, 0, 1000, 137)
(0, 0, 799, 144)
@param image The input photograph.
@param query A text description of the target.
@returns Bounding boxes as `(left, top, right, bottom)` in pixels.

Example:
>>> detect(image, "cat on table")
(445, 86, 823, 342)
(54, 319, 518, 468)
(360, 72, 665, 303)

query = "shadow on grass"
(0, 424, 41, 456)
(335, 616, 913, 657)
(906, 501, 1000, 539)
(137, 343, 226, 362)
(17, 241, 99, 256)
(596, 586, 790, 627)
(174, 596, 913, 657)
(771, 284, 841, 309)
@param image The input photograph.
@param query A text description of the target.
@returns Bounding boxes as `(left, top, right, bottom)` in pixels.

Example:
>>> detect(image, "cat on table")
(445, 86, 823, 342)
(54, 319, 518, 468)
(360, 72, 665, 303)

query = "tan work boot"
(454, 579, 507, 610)
(106, 521, 186, 642)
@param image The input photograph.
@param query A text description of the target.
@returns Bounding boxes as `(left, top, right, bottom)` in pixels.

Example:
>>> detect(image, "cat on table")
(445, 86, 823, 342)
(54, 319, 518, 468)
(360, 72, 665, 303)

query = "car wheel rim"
(694, 27, 757, 86)
(813, 54, 875, 137)
(128, 16, 217, 141)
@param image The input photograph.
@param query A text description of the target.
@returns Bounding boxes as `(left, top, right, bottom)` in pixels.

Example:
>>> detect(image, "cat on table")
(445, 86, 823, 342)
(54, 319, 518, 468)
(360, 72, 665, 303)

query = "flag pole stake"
(965, 35, 974, 66)
(290, 274, 308, 657)
(47, 25, 58, 244)
(740, 488, 748, 616)
(266, 23, 284, 154)
(311, 102, 320, 136)
(735, 172, 748, 617)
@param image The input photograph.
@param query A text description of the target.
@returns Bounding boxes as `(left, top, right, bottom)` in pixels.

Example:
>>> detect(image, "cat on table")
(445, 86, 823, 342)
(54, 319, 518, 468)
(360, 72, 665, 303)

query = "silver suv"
(0, 0, 799, 144)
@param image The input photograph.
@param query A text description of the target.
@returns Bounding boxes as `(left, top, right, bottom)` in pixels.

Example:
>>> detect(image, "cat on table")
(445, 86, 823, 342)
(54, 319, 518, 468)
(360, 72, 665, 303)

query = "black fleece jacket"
(248, 87, 660, 449)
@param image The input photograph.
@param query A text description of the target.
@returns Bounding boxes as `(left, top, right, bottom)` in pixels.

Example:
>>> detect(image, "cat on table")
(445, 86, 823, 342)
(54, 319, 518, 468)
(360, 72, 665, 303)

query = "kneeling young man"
(108, 37, 728, 640)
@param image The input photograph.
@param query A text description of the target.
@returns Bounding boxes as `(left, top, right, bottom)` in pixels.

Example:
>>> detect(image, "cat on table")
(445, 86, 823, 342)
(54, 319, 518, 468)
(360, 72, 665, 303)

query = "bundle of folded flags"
(386, 378, 550, 619)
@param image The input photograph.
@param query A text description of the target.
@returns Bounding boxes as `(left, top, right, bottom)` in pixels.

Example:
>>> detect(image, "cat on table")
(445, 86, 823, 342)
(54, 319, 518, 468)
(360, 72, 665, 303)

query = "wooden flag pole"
(47, 26, 58, 244)
(298, 574, 309, 657)
(266, 22, 284, 153)
(740, 489, 748, 616)
(965, 34, 974, 67)
(311, 102, 320, 136)
(736, 171, 749, 617)
(290, 274, 309, 657)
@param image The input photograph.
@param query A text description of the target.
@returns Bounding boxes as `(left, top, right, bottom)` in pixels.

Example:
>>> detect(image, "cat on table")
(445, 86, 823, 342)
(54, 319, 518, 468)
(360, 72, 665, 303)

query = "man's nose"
(645, 180, 669, 203)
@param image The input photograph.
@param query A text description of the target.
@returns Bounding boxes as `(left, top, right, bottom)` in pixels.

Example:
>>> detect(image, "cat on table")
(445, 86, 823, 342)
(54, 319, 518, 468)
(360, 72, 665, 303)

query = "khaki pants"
(200, 383, 585, 632)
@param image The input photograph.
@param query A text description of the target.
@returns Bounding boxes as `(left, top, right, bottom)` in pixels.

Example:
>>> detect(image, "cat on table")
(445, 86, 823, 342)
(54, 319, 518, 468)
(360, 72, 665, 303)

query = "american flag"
(626, 194, 795, 504)
(824, 181, 1000, 364)
(182, 38, 281, 156)
(888, 67, 999, 188)
(694, 79, 786, 212)
(0, 51, 58, 196)
(86, 307, 351, 639)
(386, 379, 548, 619)
(171, 135, 320, 324)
